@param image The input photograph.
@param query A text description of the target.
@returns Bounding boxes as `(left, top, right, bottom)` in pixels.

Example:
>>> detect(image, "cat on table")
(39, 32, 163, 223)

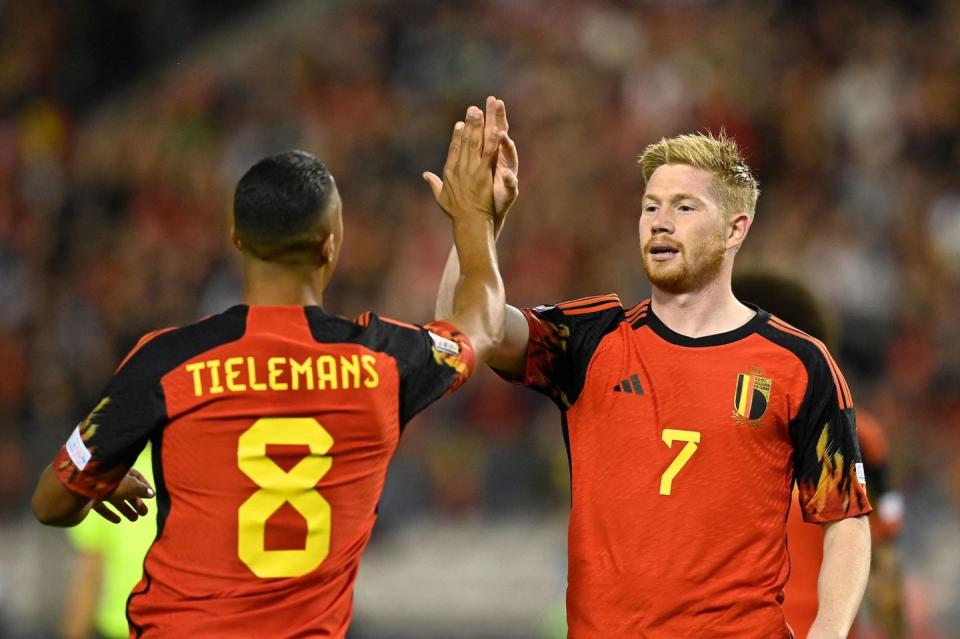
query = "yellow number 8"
(237, 417, 333, 578)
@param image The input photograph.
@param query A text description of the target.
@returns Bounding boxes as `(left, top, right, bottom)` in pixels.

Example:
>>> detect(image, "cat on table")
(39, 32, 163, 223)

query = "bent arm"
(32, 464, 94, 527)
(808, 515, 871, 639)
(433, 97, 522, 372)
(436, 229, 529, 376)
(33, 463, 154, 528)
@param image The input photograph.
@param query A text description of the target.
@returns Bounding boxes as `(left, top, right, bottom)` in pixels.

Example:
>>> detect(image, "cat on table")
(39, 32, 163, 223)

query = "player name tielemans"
(185, 355, 380, 396)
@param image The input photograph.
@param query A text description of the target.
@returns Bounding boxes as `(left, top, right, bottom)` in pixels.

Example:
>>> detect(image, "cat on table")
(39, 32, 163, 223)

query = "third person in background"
(734, 271, 907, 639)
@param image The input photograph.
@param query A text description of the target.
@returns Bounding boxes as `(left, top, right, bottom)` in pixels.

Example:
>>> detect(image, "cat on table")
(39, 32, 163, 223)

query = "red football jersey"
(498, 296, 871, 638)
(53, 305, 474, 638)
(783, 410, 900, 639)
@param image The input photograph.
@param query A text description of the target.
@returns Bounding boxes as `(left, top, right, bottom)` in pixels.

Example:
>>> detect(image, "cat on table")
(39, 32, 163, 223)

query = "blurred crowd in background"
(0, 0, 958, 635)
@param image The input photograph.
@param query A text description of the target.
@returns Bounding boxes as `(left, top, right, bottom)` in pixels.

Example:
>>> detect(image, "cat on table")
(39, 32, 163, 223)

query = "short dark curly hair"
(233, 150, 337, 263)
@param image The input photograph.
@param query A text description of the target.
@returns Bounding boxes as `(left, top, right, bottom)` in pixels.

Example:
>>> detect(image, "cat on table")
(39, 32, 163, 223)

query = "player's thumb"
(422, 172, 443, 200)
(126, 469, 156, 498)
(133, 479, 155, 499)
(501, 169, 518, 193)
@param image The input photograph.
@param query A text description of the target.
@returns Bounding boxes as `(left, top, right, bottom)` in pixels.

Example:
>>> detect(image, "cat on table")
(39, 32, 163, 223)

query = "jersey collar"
(643, 302, 769, 347)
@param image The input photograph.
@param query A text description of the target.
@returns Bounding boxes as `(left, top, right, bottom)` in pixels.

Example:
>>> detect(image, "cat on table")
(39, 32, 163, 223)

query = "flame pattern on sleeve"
(523, 315, 572, 408)
(54, 396, 129, 499)
(796, 413, 872, 523)
(425, 321, 475, 396)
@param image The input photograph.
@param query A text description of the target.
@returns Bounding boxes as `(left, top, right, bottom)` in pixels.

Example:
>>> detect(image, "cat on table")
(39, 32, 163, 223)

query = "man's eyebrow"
(642, 193, 707, 204)
(671, 192, 707, 202)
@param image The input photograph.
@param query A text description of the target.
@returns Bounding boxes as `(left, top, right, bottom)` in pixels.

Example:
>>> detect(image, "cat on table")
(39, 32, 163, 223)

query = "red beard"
(642, 227, 726, 294)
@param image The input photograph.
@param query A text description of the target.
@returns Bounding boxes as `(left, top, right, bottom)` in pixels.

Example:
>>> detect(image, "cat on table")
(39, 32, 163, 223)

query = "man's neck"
(242, 258, 324, 307)
(650, 277, 754, 339)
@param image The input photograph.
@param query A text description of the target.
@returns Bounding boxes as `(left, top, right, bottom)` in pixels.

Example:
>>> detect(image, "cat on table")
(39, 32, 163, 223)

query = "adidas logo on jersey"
(613, 374, 644, 394)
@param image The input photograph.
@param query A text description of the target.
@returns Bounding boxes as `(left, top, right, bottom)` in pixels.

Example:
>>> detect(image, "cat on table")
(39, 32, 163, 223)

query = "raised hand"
(423, 96, 519, 231)
(424, 105, 501, 223)
(486, 96, 519, 225)
(91, 468, 155, 524)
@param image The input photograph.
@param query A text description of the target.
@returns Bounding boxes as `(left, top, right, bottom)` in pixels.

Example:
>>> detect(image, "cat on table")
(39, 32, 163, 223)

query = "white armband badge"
(65, 425, 92, 471)
(429, 331, 460, 356)
(855, 462, 866, 486)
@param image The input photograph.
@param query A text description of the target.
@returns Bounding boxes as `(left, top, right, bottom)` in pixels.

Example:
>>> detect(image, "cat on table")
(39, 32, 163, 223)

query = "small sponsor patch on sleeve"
(65, 425, 92, 471)
(855, 462, 866, 486)
(429, 331, 460, 356)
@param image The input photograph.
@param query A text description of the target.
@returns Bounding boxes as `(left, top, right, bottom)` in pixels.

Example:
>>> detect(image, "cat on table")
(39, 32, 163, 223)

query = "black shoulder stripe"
(627, 300, 650, 328)
(757, 320, 851, 412)
(757, 320, 827, 378)
(555, 293, 620, 311)
(304, 307, 392, 352)
(119, 305, 249, 392)
(767, 317, 850, 409)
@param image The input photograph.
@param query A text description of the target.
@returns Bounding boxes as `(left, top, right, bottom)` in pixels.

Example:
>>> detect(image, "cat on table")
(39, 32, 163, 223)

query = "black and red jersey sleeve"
(53, 307, 248, 499)
(496, 295, 624, 410)
(788, 346, 873, 523)
(53, 341, 168, 499)
(361, 314, 476, 427)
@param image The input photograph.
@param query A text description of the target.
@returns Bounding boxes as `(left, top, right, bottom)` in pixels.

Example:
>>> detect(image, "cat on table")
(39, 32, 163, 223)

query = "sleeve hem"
(801, 505, 873, 524)
(424, 319, 478, 379)
(53, 448, 122, 500)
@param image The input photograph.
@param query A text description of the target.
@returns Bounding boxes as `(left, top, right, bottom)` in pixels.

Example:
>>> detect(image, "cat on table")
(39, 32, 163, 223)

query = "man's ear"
(319, 233, 336, 264)
(230, 226, 243, 251)
(726, 213, 752, 252)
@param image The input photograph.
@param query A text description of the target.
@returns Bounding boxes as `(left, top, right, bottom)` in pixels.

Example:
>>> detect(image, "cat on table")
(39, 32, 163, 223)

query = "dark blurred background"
(0, 1, 957, 637)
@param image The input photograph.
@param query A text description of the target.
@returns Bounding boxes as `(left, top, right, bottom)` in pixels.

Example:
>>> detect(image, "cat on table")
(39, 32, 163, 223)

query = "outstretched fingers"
(459, 106, 485, 166)
(481, 119, 501, 167)
(443, 121, 465, 176)
(92, 501, 122, 524)
(494, 98, 509, 134)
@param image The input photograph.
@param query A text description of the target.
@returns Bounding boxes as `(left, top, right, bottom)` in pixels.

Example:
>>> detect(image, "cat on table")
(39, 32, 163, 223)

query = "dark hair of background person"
(733, 270, 837, 351)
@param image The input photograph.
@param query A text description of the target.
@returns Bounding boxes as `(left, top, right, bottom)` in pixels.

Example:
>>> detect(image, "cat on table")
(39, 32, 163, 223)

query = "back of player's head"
(638, 132, 760, 219)
(733, 270, 837, 350)
(233, 150, 339, 264)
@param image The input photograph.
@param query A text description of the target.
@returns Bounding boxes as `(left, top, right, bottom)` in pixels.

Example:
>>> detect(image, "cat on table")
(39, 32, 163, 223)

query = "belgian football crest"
(733, 368, 771, 426)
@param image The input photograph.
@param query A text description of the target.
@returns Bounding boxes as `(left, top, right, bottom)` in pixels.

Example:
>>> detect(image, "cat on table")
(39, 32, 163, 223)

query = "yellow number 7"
(659, 429, 701, 495)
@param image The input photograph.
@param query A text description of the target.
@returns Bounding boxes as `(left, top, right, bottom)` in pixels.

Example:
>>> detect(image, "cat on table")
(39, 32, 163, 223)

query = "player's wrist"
(806, 620, 847, 639)
(451, 215, 496, 245)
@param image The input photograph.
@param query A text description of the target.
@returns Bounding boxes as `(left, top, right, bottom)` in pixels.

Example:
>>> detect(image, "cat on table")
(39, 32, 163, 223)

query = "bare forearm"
(32, 464, 92, 527)
(436, 247, 460, 320)
(809, 516, 871, 639)
(436, 216, 505, 321)
(445, 217, 504, 361)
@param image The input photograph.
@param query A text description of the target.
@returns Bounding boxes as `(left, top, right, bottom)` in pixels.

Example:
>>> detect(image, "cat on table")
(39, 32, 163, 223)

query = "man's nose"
(650, 212, 674, 235)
